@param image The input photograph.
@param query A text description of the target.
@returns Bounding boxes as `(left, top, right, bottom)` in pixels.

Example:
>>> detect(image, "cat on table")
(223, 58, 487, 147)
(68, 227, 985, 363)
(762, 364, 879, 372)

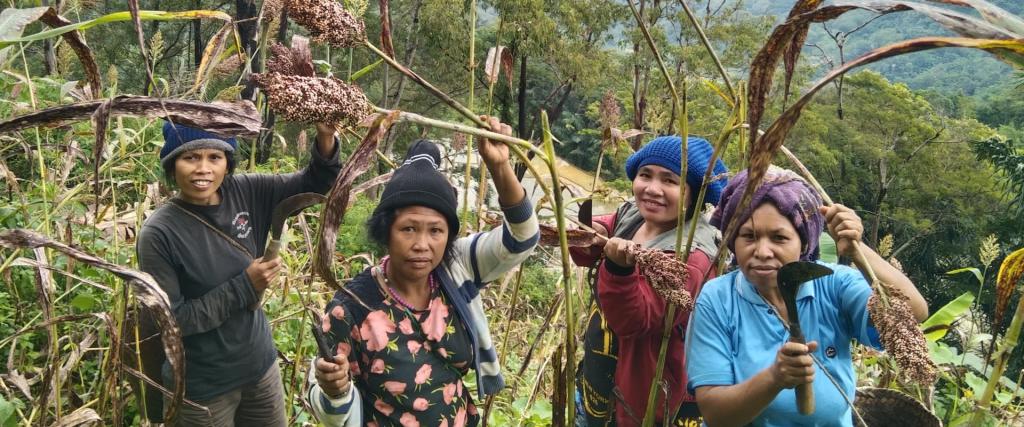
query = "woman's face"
(734, 203, 803, 289)
(632, 164, 691, 232)
(387, 206, 449, 285)
(174, 148, 227, 205)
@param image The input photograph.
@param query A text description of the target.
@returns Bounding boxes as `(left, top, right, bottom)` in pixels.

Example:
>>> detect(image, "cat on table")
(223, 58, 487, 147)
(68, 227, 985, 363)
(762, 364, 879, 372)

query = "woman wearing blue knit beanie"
(135, 121, 340, 426)
(570, 135, 728, 426)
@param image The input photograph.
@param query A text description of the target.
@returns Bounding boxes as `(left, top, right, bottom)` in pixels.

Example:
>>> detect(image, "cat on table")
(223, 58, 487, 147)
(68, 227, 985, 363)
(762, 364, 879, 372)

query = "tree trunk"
(237, 0, 260, 101)
(254, 7, 290, 165)
(191, 0, 202, 68)
(517, 52, 529, 138)
(871, 157, 889, 247)
(513, 49, 533, 181)
(42, 0, 57, 75)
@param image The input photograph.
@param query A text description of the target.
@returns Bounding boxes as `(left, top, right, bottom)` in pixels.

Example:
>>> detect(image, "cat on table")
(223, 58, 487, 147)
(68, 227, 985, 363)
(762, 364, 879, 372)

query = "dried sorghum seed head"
(598, 90, 621, 130)
(868, 287, 937, 385)
(266, 43, 297, 75)
(250, 72, 371, 125)
(629, 246, 694, 310)
(287, 0, 365, 48)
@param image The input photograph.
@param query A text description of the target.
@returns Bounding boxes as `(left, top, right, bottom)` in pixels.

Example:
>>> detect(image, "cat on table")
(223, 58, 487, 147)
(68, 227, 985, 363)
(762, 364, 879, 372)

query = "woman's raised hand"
(819, 204, 863, 258)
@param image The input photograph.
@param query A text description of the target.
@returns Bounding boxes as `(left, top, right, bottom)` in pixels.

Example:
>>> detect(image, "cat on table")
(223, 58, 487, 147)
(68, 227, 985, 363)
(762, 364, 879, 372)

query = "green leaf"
(947, 267, 983, 285)
(928, 340, 959, 365)
(965, 371, 988, 398)
(350, 59, 383, 82)
(920, 291, 975, 341)
(0, 395, 13, 425)
(818, 232, 837, 264)
(71, 293, 96, 311)
(0, 10, 232, 50)
(0, 7, 50, 66)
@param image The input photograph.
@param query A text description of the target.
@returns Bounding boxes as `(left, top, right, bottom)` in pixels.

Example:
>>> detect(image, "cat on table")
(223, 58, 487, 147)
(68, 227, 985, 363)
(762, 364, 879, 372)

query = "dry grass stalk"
(211, 54, 243, 79)
(868, 285, 937, 385)
(250, 73, 371, 125)
(629, 246, 694, 310)
(286, 0, 365, 48)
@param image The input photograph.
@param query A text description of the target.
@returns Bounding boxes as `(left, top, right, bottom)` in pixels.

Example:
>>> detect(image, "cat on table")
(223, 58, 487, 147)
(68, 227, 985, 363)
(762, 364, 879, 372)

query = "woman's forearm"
(486, 160, 526, 207)
(860, 244, 928, 321)
(696, 368, 784, 427)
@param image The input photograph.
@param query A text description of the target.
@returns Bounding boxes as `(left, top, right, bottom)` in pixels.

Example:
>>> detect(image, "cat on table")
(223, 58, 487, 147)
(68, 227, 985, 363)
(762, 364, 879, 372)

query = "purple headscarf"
(710, 166, 824, 261)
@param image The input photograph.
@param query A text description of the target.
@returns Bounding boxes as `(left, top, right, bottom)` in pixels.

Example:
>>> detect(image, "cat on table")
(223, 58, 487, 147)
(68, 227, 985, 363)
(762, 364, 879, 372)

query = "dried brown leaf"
(484, 46, 508, 87)
(0, 229, 187, 422)
(537, 224, 596, 248)
(379, 0, 395, 57)
(90, 99, 112, 218)
(48, 406, 101, 427)
(39, 8, 102, 99)
(0, 96, 262, 137)
(782, 0, 824, 103)
(314, 110, 400, 290)
(191, 23, 235, 94)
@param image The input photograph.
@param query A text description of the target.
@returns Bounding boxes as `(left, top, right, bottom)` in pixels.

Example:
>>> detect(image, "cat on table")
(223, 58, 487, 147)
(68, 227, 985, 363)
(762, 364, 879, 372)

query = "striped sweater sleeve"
(307, 358, 363, 426)
(454, 197, 539, 286)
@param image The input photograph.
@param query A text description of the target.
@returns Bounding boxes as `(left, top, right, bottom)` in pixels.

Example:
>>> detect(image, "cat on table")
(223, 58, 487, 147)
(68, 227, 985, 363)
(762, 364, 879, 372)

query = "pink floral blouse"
(323, 268, 480, 427)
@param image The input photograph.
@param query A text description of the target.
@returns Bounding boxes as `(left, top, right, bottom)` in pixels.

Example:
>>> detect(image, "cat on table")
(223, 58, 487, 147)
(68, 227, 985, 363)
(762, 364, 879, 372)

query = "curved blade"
(778, 261, 833, 295)
(270, 192, 325, 239)
(777, 261, 834, 338)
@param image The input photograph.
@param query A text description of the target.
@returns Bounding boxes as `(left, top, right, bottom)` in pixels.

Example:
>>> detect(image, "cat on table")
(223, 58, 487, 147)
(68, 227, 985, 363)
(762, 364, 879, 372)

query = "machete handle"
(787, 331, 814, 415)
(796, 382, 814, 415)
(249, 238, 282, 311)
(262, 238, 282, 262)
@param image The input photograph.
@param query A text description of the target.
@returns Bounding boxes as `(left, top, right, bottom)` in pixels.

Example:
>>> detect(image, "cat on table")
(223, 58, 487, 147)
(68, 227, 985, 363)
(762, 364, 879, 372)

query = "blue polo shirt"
(685, 262, 881, 426)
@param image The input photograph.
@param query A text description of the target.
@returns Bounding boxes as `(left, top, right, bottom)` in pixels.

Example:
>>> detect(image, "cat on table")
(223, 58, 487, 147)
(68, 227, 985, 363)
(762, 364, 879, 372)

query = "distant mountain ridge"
(744, 0, 1022, 96)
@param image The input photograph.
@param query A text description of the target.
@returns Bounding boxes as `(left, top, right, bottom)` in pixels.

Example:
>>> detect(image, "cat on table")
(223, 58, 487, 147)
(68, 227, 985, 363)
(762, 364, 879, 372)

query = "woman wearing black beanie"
(310, 117, 539, 427)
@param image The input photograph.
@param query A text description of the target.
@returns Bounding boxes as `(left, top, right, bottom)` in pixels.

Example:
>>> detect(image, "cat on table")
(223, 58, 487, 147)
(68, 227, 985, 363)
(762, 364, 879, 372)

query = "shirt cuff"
(604, 259, 635, 276)
(310, 136, 342, 165)
(235, 271, 259, 309)
(500, 196, 533, 224)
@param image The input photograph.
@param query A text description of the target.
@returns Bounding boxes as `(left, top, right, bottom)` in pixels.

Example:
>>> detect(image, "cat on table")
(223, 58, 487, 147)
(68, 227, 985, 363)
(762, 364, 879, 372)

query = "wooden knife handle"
(249, 238, 282, 311)
(788, 331, 814, 415)
(796, 382, 815, 415)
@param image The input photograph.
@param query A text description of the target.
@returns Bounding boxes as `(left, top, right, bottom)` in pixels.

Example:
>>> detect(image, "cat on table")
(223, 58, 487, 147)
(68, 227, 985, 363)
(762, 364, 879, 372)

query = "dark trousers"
(165, 362, 287, 427)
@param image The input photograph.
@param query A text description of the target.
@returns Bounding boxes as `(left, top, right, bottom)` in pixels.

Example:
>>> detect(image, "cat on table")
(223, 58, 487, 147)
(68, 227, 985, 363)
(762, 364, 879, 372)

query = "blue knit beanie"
(625, 135, 729, 206)
(160, 122, 237, 170)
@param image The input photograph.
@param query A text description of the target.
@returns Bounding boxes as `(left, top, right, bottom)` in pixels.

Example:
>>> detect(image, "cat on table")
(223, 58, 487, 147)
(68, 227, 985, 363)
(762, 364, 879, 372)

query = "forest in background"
(2, 0, 1024, 425)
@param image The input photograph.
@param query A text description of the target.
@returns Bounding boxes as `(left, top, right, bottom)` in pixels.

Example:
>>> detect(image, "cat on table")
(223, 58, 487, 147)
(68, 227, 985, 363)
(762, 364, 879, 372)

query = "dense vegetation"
(2, 0, 1024, 425)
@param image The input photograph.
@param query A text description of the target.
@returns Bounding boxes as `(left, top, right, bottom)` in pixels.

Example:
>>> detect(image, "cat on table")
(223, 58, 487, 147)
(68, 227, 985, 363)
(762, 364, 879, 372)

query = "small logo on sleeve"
(233, 212, 252, 239)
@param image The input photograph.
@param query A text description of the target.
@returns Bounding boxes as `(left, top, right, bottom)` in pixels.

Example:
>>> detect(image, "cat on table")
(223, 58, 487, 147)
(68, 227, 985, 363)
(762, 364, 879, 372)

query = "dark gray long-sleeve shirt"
(136, 144, 340, 400)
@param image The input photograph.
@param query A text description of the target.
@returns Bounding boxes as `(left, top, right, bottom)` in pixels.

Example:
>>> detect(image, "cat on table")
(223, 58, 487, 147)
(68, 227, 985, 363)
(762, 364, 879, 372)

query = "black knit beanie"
(373, 140, 460, 237)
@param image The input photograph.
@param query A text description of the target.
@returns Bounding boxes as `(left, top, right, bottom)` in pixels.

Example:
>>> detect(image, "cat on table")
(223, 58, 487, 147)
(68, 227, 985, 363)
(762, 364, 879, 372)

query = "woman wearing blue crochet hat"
(570, 135, 729, 426)
(136, 121, 340, 426)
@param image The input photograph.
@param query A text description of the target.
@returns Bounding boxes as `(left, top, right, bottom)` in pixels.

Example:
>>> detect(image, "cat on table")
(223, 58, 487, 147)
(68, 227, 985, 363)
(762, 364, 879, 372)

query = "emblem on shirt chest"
(232, 211, 252, 239)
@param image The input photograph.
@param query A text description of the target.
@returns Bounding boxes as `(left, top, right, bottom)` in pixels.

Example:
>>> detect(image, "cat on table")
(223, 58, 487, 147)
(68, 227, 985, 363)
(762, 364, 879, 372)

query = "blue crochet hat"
(160, 122, 237, 170)
(625, 135, 729, 206)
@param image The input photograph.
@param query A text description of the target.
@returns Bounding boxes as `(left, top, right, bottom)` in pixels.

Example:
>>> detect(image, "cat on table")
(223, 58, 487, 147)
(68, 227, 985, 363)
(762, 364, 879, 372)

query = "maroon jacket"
(571, 212, 716, 425)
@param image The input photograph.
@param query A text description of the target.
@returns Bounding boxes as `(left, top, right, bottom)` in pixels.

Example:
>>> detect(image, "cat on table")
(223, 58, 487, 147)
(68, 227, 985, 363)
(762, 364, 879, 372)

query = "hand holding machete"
(248, 192, 326, 311)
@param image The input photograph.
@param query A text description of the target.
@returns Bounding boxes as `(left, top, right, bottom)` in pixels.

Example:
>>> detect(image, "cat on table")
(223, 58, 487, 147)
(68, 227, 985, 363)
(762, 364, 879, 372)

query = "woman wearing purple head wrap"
(685, 166, 927, 426)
